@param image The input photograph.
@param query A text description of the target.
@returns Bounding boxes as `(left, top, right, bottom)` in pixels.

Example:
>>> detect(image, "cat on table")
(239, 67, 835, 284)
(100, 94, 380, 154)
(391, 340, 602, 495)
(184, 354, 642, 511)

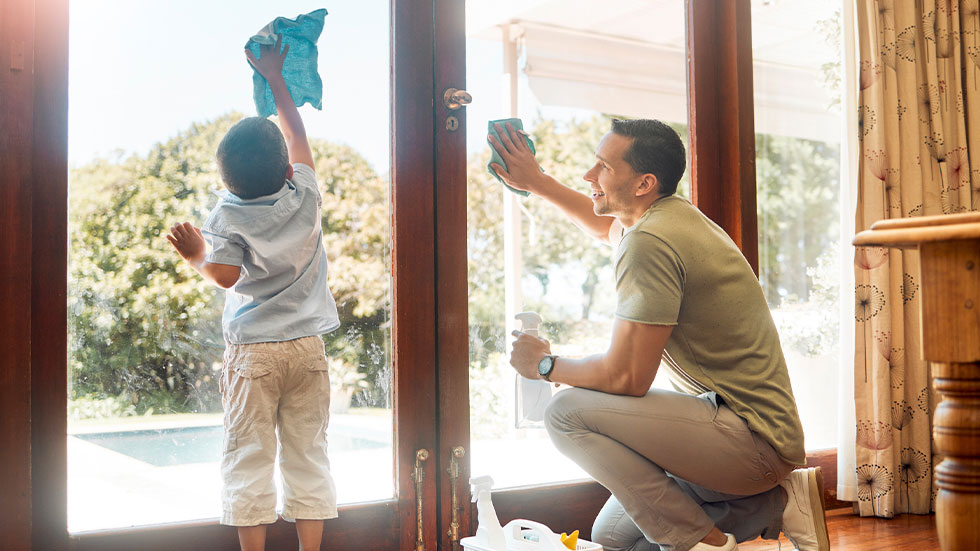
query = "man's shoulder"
(615, 228, 683, 272)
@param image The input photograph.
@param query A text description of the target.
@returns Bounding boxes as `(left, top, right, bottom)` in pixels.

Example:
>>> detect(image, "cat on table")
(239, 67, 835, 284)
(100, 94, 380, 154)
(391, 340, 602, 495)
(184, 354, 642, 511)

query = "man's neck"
(617, 193, 668, 228)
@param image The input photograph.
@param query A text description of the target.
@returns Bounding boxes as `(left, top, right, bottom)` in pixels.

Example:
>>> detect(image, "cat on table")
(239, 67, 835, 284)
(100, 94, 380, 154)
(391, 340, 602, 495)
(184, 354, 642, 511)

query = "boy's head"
(216, 117, 290, 199)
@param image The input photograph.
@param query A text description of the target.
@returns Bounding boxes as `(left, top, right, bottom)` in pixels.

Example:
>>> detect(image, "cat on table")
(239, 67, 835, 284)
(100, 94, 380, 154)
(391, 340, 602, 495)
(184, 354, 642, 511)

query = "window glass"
(465, 0, 689, 488)
(67, 0, 393, 531)
(752, 0, 843, 449)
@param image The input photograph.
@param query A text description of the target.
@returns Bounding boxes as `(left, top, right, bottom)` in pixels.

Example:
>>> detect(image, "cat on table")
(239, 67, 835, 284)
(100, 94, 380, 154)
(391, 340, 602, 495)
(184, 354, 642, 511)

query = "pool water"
(76, 425, 387, 467)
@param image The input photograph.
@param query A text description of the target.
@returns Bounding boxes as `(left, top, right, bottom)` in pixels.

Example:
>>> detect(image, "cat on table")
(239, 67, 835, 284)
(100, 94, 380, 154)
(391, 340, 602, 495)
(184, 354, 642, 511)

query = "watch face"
(537, 355, 554, 377)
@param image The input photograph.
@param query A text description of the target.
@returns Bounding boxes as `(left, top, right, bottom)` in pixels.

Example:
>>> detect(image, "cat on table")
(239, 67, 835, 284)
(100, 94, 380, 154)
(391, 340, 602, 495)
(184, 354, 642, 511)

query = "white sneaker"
(780, 467, 830, 551)
(688, 533, 737, 551)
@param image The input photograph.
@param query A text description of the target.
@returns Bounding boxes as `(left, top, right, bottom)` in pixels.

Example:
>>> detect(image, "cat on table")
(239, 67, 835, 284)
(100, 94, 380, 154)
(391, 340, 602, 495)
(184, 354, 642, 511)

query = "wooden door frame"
(433, 0, 473, 549)
(687, 0, 760, 275)
(448, 0, 842, 542)
(1, 0, 443, 549)
(2, 0, 845, 549)
(1, 0, 69, 550)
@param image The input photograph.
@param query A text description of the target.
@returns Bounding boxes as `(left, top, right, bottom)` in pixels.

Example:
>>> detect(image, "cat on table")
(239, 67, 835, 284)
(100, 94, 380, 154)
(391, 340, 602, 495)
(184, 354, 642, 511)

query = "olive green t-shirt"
(615, 195, 806, 466)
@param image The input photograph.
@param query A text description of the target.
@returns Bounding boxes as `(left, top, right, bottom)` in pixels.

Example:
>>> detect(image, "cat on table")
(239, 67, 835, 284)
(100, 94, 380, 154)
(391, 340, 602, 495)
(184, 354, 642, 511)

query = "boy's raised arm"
(246, 36, 316, 168)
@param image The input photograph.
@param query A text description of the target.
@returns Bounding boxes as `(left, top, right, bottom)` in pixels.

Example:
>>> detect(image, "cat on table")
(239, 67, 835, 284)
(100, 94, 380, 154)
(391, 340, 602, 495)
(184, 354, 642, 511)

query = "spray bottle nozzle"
(515, 312, 542, 335)
(470, 475, 494, 502)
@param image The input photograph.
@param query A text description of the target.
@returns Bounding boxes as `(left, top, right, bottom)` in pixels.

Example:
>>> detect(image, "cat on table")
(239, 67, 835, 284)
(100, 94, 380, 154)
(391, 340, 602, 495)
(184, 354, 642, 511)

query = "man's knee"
(544, 387, 598, 439)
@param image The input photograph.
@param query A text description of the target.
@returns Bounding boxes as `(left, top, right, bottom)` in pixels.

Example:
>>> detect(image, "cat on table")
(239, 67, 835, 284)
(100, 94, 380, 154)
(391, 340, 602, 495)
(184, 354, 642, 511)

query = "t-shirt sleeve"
(614, 230, 685, 325)
(291, 162, 322, 207)
(201, 207, 245, 267)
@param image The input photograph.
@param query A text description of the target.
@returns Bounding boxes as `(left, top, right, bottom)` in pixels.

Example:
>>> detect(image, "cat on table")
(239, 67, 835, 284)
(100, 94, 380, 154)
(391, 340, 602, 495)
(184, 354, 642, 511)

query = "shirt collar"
(216, 179, 294, 205)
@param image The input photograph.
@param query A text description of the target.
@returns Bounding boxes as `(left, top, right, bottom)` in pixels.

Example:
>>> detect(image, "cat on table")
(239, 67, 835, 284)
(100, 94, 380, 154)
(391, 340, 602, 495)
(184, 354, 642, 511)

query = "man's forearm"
(550, 354, 642, 396)
(534, 175, 615, 242)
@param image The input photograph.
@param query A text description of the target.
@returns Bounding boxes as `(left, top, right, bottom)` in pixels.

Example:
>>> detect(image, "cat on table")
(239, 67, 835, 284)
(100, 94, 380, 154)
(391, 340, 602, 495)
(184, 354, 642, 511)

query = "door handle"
(447, 446, 466, 549)
(412, 448, 430, 551)
(444, 88, 473, 110)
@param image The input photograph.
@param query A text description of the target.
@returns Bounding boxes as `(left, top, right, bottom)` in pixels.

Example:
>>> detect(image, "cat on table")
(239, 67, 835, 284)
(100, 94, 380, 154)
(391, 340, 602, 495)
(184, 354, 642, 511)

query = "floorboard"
(739, 509, 939, 550)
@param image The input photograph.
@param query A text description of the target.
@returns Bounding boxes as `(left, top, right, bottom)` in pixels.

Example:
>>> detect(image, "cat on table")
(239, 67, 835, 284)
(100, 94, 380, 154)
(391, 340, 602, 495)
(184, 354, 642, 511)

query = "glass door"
(436, 1, 787, 546)
(442, 0, 692, 541)
(751, 0, 843, 451)
(65, 0, 441, 549)
(17, 0, 774, 549)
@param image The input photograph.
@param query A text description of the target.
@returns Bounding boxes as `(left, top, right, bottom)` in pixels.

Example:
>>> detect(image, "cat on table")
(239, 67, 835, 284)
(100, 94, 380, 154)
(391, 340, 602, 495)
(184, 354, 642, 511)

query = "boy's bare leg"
(296, 519, 324, 551)
(237, 525, 267, 551)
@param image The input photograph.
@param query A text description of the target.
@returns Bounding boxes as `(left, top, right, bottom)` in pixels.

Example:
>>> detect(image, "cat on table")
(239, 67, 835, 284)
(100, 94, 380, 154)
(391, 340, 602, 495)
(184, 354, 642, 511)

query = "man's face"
(583, 132, 643, 217)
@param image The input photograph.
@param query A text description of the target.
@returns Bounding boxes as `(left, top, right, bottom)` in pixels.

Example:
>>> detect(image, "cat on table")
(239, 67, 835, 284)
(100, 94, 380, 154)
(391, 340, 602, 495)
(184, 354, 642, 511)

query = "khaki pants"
(219, 336, 337, 526)
(544, 388, 794, 551)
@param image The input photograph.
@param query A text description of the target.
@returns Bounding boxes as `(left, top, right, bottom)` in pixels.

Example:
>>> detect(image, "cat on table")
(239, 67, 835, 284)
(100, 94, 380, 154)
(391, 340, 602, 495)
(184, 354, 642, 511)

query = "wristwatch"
(537, 355, 558, 382)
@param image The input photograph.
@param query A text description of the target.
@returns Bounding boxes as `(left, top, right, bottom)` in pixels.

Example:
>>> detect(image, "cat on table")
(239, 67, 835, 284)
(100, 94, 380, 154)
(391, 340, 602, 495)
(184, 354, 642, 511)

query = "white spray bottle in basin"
(514, 312, 554, 426)
(470, 475, 506, 550)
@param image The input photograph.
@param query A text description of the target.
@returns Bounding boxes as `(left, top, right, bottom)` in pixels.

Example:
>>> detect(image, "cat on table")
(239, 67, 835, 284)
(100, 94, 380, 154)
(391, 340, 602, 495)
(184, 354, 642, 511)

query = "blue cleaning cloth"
(488, 118, 539, 197)
(246, 9, 327, 118)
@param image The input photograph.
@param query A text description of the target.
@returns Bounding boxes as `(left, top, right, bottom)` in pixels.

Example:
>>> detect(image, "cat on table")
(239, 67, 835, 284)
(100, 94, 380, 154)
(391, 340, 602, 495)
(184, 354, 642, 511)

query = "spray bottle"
(470, 475, 506, 550)
(514, 312, 553, 426)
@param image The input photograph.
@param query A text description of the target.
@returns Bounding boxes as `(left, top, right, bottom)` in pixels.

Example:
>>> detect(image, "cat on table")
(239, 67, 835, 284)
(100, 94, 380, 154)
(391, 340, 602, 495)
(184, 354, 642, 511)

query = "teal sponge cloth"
(487, 118, 538, 197)
(246, 9, 327, 118)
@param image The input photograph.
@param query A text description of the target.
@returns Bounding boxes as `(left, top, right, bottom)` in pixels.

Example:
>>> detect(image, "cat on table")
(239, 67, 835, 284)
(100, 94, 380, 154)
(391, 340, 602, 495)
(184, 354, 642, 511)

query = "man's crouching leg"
(544, 387, 791, 551)
(543, 388, 722, 551)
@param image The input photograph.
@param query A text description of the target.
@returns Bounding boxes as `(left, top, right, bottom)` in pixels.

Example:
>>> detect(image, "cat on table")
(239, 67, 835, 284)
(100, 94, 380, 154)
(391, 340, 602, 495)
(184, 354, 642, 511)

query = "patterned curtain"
(853, 0, 980, 518)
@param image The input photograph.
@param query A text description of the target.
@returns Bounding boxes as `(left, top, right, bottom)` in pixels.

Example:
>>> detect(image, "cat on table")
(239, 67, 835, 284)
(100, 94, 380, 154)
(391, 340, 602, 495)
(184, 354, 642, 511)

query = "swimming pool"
(75, 424, 389, 467)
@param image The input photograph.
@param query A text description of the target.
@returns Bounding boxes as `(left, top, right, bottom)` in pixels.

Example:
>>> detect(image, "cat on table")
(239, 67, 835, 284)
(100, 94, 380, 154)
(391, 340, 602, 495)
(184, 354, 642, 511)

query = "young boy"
(167, 36, 340, 551)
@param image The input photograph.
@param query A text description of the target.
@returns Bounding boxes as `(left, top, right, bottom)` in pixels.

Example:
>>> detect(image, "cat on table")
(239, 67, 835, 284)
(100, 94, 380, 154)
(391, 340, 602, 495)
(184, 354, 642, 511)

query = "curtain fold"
(852, 0, 979, 518)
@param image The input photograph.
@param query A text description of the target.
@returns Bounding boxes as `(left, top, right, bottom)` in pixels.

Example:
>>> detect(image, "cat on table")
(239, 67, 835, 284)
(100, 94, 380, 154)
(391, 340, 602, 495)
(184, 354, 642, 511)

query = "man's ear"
(635, 173, 659, 197)
(286, 164, 294, 181)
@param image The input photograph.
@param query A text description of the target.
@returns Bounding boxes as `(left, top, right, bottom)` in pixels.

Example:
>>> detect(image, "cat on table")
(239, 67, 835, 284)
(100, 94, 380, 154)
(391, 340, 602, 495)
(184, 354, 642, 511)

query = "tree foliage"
(69, 113, 391, 413)
(68, 110, 839, 416)
(756, 134, 840, 307)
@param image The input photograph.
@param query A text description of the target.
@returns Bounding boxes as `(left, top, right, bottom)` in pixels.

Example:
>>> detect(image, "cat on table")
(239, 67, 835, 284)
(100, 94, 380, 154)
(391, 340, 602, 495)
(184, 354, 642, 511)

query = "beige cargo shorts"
(219, 335, 338, 526)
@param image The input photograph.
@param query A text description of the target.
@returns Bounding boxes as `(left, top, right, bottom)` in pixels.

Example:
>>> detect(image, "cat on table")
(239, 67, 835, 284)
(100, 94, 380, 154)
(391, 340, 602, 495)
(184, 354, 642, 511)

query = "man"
(490, 119, 829, 551)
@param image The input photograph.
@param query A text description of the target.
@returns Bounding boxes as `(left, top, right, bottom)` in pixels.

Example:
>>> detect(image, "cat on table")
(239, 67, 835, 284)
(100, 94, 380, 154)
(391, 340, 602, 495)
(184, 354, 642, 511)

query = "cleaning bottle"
(470, 475, 506, 550)
(514, 312, 553, 426)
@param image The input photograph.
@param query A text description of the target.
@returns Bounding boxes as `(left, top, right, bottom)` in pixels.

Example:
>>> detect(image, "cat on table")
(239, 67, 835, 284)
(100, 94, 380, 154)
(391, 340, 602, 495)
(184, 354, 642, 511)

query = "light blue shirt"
(201, 163, 340, 344)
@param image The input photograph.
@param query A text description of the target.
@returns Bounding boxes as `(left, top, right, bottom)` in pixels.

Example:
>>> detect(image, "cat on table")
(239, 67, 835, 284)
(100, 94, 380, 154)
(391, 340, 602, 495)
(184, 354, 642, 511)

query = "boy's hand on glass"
(245, 35, 289, 82)
(166, 222, 206, 263)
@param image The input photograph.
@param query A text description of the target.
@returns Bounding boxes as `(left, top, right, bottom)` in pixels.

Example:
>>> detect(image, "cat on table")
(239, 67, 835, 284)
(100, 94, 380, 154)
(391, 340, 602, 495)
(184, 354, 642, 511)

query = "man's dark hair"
(216, 117, 289, 199)
(610, 119, 687, 196)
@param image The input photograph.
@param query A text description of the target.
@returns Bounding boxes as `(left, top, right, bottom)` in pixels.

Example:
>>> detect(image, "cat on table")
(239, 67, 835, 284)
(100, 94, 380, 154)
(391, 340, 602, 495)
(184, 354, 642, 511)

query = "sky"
(67, 0, 536, 174)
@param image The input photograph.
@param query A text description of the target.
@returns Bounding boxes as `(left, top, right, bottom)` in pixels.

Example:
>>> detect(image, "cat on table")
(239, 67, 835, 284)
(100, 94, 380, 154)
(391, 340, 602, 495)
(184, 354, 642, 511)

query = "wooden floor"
(739, 508, 939, 551)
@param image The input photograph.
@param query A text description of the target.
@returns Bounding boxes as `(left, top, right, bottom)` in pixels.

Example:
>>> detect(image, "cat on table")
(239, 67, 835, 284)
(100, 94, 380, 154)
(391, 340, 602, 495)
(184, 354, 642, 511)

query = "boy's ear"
(286, 164, 294, 180)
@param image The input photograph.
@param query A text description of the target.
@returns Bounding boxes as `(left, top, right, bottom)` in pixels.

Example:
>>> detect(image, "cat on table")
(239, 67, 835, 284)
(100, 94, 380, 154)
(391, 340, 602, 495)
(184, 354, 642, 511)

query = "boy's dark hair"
(610, 119, 687, 196)
(216, 117, 289, 199)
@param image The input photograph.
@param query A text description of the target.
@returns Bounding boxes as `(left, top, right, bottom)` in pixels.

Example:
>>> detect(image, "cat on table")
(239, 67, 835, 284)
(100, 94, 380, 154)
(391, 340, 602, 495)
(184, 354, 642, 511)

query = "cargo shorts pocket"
(228, 352, 278, 379)
(304, 354, 329, 372)
(223, 432, 239, 454)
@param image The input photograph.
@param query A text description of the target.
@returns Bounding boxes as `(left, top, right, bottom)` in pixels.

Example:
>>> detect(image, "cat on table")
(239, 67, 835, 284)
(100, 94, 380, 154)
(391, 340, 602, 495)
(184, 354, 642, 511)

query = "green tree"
(68, 110, 839, 416)
(69, 113, 391, 414)
(755, 133, 840, 307)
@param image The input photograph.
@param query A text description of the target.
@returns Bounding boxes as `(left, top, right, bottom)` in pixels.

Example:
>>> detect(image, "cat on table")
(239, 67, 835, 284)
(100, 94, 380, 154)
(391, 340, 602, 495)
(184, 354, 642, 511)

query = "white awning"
(467, 0, 841, 143)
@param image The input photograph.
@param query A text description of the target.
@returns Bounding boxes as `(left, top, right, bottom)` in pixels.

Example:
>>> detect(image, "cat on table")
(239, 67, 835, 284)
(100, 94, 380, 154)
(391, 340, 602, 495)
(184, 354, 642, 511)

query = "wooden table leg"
(932, 362, 980, 550)
(854, 214, 980, 550)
